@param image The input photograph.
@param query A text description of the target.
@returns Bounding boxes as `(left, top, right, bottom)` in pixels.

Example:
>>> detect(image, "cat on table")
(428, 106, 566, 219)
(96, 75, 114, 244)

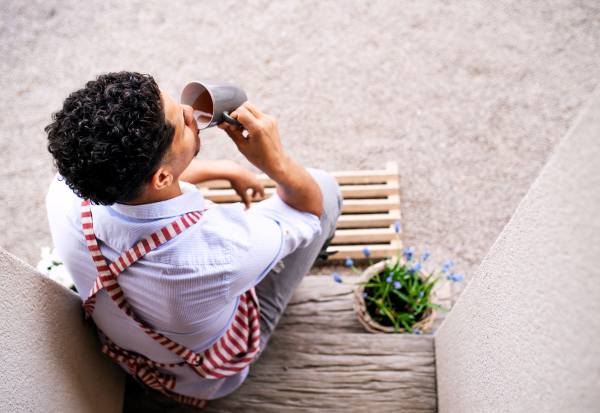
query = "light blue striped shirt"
(46, 174, 321, 400)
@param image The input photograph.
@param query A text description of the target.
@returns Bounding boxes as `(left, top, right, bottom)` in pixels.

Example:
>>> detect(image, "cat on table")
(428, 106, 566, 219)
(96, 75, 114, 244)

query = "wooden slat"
(202, 195, 401, 213)
(342, 195, 400, 213)
(336, 209, 400, 228)
(327, 240, 401, 260)
(332, 227, 398, 244)
(340, 181, 399, 198)
(199, 182, 399, 203)
(330, 170, 397, 185)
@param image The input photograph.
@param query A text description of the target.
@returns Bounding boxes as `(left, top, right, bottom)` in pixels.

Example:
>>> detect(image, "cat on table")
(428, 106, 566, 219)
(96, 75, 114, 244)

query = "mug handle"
(222, 111, 242, 127)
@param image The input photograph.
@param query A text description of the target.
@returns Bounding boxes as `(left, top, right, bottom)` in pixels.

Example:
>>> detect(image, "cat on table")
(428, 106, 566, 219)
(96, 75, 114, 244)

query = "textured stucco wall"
(435, 91, 600, 412)
(0, 248, 125, 412)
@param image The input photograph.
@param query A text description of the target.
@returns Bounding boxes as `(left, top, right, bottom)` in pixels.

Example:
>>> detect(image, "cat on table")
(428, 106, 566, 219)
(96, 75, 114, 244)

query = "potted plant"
(332, 222, 464, 334)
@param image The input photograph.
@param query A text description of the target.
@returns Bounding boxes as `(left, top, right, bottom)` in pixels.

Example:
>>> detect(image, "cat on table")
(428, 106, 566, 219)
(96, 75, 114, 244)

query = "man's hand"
(218, 102, 288, 178)
(228, 164, 265, 209)
(179, 159, 264, 209)
(218, 102, 323, 218)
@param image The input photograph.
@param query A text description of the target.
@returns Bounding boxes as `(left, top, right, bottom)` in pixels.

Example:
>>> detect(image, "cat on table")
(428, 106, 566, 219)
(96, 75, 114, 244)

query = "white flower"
(37, 246, 72, 289)
(36, 258, 54, 276)
(48, 264, 74, 289)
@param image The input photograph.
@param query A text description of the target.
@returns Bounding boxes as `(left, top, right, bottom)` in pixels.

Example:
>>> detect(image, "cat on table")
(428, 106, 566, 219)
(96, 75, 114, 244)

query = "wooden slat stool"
(197, 161, 402, 260)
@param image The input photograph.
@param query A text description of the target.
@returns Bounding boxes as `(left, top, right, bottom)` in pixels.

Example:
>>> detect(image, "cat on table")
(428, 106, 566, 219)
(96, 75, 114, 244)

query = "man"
(45, 72, 341, 405)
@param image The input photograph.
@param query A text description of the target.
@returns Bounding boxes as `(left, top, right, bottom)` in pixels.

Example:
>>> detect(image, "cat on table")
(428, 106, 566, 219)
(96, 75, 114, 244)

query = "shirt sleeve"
(228, 193, 322, 297)
(248, 193, 322, 259)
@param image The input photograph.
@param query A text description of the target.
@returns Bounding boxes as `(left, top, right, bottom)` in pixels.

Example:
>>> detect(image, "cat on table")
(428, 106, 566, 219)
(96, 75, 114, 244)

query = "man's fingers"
(231, 106, 261, 134)
(218, 122, 241, 132)
(222, 127, 246, 146)
(242, 191, 251, 209)
(238, 101, 264, 119)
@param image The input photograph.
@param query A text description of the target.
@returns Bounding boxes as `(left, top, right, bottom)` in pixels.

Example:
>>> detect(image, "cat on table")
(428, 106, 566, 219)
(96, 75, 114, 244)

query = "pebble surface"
(1, 0, 599, 302)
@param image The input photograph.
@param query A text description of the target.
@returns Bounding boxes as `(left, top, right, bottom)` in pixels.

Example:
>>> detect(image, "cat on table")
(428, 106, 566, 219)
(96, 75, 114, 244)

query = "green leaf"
(423, 270, 436, 285)
(424, 302, 450, 311)
(355, 282, 380, 287)
(371, 298, 400, 330)
(350, 266, 364, 276)
(390, 288, 411, 303)
(400, 318, 412, 331)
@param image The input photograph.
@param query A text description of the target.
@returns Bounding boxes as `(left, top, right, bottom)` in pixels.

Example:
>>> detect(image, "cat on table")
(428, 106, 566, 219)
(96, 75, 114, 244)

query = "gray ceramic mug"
(180, 80, 247, 129)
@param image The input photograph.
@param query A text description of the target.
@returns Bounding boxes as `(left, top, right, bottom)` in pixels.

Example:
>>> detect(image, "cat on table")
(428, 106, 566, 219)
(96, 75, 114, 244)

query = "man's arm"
(218, 102, 323, 218)
(179, 159, 265, 208)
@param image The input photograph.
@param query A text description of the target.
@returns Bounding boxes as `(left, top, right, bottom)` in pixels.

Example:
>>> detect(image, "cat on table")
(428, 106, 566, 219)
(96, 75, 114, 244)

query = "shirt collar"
(109, 189, 205, 220)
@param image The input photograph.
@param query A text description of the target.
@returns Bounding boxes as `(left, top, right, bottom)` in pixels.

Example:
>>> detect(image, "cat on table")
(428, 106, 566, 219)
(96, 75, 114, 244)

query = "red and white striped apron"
(80, 200, 260, 408)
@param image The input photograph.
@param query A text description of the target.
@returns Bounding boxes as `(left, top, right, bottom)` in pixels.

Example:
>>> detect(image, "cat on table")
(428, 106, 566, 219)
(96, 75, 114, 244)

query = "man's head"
(46, 71, 200, 205)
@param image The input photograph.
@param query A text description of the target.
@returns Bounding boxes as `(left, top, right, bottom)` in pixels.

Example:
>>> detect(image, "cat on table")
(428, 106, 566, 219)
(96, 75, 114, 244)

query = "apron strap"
(80, 200, 204, 366)
(188, 288, 261, 379)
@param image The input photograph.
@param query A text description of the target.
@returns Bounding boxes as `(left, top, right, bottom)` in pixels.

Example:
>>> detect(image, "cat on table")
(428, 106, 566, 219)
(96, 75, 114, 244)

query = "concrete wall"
(435, 91, 600, 412)
(0, 248, 125, 412)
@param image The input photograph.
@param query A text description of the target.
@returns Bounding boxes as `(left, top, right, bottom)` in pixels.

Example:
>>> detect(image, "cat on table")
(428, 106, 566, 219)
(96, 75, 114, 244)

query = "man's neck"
(124, 181, 183, 205)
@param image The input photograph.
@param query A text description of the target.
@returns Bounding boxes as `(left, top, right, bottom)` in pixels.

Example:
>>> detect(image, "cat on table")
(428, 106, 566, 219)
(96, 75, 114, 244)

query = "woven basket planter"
(353, 259, 437, 334)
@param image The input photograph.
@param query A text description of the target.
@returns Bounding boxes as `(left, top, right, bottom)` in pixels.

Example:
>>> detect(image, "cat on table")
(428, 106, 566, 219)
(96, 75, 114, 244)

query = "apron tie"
(99, 333, 183, 392)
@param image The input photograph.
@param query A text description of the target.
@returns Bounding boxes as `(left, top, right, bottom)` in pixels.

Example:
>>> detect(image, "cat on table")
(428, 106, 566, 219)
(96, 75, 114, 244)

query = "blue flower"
(363, 292, 368, 298)
(362, 247, 371, 257)
(413, 328, 420, 334)
(393, 281, 401, 289)
(446, 271, 455, 280)
(422, 250, 431, 261)
(408, 263, 423, 274)
(403, 247, 414, 256)
(332, 273, 342, 283)
(386, 275, 393, 283)
(452, 274, 465, 282)
(345, 257, 354, 267)
(418, 291, 424, 297)
(394, 221, 401, 233)
(442, 260, 455, 273)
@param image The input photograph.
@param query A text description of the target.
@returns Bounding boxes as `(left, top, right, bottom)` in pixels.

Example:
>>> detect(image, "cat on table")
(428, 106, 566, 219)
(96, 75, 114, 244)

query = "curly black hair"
(46, 71, 176, 205)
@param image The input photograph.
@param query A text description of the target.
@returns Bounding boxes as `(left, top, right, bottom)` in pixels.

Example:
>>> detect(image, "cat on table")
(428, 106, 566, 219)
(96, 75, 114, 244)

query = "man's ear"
(149, 165, 174, 191)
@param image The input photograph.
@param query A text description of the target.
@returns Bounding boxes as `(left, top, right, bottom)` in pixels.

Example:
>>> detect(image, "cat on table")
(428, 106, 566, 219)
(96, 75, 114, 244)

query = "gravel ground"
(1, 0, 599, 303)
